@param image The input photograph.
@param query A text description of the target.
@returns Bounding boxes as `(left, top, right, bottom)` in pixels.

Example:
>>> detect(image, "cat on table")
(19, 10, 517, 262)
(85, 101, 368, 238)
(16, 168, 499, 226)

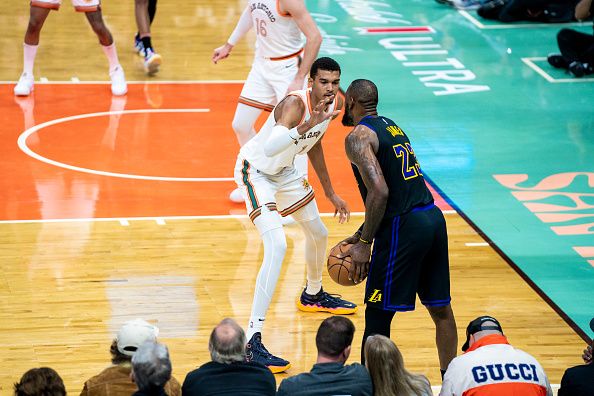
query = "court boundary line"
(458, 10, 587, 29)
(0, 210, 457, 225)
(521, 57, 594, 83)
(16, 108, 242, 182)
(423, 174, 591, 344)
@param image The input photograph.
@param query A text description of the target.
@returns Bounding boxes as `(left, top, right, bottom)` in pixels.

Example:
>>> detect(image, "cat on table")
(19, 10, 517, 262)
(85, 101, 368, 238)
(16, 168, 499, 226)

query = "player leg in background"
(228, 103, 265, 203)
(427, 304, 457, 377)
(84, 9, 127, 96)
(14, 5, 52, 96)
(135, 0, 162, 74)
(289, 200, 357, 314)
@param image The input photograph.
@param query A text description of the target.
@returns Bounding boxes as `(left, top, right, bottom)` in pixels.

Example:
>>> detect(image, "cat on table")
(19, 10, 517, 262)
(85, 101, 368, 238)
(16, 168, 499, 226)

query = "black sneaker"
(569, 61, 586, 77)
(297, 287, 357, 314)
(547, 54, 570, 69)
(245, 332, 291, 373)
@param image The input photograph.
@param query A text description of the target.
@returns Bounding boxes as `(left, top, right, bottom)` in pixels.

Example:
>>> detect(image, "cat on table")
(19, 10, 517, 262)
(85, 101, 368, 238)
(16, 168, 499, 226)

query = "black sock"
(361, 306, 395, 363)
(141, 36, 153, 52)
(148, 0, 157, 24)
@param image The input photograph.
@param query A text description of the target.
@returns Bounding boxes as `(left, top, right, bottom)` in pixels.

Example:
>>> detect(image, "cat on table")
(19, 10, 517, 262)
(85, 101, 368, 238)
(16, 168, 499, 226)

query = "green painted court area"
(309, 0, 594, 338)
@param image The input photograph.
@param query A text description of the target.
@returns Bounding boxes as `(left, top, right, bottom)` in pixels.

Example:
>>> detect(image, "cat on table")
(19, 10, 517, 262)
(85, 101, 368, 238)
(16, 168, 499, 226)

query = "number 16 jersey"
(249, 0, 304, 59)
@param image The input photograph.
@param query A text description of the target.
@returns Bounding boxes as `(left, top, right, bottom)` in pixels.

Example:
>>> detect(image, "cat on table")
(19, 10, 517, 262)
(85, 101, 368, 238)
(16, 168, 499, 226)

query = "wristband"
(359, 237, 371, 244)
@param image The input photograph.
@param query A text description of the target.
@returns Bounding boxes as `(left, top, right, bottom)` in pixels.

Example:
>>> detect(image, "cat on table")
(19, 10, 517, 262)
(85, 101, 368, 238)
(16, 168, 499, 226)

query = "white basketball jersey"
(248, 0, 304, 58)
(240, 88, 336, 175)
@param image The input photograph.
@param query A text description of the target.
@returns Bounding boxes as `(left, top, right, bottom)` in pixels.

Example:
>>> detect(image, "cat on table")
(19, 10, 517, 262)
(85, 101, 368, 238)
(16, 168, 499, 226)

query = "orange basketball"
(327, 242, 365, 286)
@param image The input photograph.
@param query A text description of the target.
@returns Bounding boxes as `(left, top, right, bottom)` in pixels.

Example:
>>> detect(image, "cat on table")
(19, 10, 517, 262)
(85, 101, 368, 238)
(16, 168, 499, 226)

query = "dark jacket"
(276, 362, 372, 396)
(182, 361, 276, 396)
(558, 363, 594, 396)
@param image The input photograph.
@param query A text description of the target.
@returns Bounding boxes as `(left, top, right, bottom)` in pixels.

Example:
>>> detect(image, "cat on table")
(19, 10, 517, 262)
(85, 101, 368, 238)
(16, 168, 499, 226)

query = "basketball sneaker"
(229, 187, 245, 203)
(297, 287, 357, 315)
(245, 332, 291, 373)
(110, 65, 127, 96)
(547, 54, 570, 69)
(14, 72, 34, 96)
(134, 34, 144, 56)
(144, 48, 162, 75)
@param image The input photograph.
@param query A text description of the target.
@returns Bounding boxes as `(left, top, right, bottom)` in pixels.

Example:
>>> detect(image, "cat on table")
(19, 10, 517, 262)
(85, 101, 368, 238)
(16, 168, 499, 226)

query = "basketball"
(327, 242, 365, 286)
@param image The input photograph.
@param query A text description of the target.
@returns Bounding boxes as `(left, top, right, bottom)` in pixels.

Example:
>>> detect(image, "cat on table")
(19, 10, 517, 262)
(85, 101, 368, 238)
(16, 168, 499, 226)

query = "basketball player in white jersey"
(14, 0, 127, 97)
(212, 0, 322, 203)
(234, 57, 356, 373)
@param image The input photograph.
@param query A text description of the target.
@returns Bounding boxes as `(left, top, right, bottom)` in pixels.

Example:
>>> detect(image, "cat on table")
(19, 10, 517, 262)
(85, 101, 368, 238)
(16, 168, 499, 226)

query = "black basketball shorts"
(364, 204, 451, 311)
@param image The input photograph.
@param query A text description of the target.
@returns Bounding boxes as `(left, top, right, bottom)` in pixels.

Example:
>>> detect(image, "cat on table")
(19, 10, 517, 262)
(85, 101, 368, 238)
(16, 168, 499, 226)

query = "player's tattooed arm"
(345, 125, 388, 243)
(344, 125, 388, 283)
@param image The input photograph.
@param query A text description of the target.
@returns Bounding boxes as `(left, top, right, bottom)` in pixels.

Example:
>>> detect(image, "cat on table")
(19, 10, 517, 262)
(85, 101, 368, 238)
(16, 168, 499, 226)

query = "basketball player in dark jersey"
(342, 79, 458, 377)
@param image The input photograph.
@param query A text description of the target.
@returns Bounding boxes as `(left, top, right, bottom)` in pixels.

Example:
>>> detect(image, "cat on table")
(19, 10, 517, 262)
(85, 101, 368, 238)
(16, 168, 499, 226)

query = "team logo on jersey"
(387, 125, 404, 137)
(368, 289, 383, 303)
(302, 179, 311, 191)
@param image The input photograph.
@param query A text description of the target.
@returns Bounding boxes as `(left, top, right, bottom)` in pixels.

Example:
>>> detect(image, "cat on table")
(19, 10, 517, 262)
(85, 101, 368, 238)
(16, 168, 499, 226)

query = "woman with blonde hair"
(364, 335, 432, 396)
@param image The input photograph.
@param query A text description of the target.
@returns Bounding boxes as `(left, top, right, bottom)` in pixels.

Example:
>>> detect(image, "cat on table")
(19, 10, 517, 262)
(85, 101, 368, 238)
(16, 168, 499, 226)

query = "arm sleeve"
(263, 125, 300, 157)
(228, 6, 253, 46)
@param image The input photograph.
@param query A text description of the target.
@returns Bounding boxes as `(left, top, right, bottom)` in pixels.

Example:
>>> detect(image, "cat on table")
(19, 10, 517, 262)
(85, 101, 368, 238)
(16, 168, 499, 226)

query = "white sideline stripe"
(71, 77, 80, 82)
(0, 212, 367, 225)
(119, 219, 130, 226)
(156, 218, 166, 225)
(1, 80, 246, 84)
(458, 10, 586, 29)
(522, 57, 594, 83)
(465, 242, 489, 246)
(16, 109, 235, 182)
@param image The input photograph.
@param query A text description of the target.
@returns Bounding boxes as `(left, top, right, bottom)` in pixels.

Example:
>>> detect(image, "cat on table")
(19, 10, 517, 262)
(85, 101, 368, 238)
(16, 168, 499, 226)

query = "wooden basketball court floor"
(0, 0, 591, 393)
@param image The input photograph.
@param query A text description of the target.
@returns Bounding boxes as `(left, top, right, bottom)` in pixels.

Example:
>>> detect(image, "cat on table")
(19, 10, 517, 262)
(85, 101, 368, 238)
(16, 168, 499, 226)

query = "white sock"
(23, 43, 38, 76)
(299, 217, 328, 295)
(295, 153, 308, 178)
(101, 43, 121, 72)
(247, 217, 286, 341)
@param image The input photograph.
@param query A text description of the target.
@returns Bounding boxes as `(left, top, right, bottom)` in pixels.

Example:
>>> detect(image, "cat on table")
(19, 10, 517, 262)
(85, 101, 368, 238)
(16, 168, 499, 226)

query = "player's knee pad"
(299, 216, 328, 243)
(262, 227, 287, 259)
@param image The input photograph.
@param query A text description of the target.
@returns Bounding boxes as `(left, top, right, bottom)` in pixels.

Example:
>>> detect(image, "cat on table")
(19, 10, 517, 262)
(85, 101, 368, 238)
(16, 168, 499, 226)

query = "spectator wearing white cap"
(80, 319, 181, 396)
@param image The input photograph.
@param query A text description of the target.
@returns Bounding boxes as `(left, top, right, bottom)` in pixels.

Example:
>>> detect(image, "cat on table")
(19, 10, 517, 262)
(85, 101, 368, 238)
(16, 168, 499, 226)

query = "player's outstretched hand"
(212, 43, 233, 64)
(329, 193, 350, 224)
(346, 241, 371, 284)
(308, 95, 340, 127)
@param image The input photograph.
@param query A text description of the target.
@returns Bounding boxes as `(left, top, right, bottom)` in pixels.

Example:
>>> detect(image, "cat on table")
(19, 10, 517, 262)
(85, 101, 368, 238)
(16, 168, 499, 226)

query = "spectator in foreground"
(14, 367, 66, 396)
(364, 334, 432, 396)
(182, 318, 276, 395)
(440, 315, 552, 396)
(132, 341, 173, 396)
(80, 318, 180, 395)
(558, 317, 594, 396)
(276, 316, 372, 396)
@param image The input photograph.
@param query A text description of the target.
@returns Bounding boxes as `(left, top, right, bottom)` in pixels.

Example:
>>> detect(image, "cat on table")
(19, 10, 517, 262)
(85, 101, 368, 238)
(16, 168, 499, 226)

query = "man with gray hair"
(132, 341, 173, 396)
(182, 318, 275, 395)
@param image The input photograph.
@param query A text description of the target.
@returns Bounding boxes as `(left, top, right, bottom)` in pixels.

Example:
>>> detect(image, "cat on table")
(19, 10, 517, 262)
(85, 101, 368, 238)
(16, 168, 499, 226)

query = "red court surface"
(0, 82, 451, 221)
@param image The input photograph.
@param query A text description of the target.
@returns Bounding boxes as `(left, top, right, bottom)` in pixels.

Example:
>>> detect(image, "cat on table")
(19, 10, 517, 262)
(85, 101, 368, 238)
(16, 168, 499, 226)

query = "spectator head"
(131, 341, 172, 393)
(462, 316, 503, 352)
(315, 316, 355, 362)
(111, 319, 159, 364)
(209, 318, 246, 364)
(364, 335, 429, 396)
(14, 367, 66, 396)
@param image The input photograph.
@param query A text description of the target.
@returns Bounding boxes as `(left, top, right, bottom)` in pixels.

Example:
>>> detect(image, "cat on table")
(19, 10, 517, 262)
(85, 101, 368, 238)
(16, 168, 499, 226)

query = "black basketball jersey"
(351, 115, 433, 218)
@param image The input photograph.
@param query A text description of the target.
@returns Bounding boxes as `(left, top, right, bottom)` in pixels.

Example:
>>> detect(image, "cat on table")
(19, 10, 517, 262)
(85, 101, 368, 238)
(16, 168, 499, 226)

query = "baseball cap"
(116, 319, 159, 356)
(462, 316, 503, 352)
